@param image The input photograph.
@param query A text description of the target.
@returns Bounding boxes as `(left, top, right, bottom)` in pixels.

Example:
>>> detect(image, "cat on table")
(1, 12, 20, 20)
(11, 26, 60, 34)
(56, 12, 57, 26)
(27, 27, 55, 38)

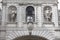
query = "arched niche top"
(8, 6, 17, 14)
(26, 6, 35, 16)
(8, 6, 17, 10)
(26, 6, 34, 12)
(13, 35, 48, 40)
(43, 6, 52, 11)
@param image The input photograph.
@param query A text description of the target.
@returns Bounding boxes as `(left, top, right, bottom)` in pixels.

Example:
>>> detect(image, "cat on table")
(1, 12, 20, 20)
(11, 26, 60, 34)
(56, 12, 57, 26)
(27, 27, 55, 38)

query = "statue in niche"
(9, 10, 17, 22)
(44, 8, 52, 22)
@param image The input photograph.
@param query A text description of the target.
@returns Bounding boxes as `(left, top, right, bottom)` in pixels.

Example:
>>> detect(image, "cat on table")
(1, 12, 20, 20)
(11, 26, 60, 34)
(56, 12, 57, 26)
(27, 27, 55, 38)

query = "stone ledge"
(43, 22, 54, 25)
(3, 0, 58, 4)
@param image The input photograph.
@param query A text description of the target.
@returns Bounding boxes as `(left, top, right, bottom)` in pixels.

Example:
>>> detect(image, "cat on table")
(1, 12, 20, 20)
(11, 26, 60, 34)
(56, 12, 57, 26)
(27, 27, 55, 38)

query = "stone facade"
(0, 0, 60, 40)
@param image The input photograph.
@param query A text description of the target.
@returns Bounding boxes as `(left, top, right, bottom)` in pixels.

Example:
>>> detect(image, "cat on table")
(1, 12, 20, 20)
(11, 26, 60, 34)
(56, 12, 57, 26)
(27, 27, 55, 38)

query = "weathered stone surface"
(3, 0, 58, 4)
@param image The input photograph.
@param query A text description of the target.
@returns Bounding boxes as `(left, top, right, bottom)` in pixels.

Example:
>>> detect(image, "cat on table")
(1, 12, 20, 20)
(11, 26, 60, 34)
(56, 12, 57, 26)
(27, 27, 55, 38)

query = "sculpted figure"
(9, 11, 17, 22)
(44, 8, 52, 22)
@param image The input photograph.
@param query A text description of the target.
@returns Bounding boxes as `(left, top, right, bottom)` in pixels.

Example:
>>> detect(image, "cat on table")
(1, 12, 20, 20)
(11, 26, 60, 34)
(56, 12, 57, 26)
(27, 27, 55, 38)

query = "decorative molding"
(19, 3, 42, 6)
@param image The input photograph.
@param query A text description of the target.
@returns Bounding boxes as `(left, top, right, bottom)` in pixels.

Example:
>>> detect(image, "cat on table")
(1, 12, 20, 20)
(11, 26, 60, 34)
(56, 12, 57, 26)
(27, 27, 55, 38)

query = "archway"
(13, 35, 48, 40)
(26, 6, 34, 17)
(26, 6, 35, 23)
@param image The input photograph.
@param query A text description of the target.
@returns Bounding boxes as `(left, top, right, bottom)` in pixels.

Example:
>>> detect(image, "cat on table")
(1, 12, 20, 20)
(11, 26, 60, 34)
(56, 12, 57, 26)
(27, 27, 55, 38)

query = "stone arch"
(26, 6, 35, 23)
(8, 6, 17, 22)
(13, 35, 48, 40)
(6, 31, 55, 40)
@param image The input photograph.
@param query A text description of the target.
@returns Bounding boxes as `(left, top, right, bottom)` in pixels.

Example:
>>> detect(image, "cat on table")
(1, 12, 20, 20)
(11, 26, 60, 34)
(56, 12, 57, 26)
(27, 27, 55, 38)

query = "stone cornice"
(19, 3, 42, 6)
(3, 0, 58, 4)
